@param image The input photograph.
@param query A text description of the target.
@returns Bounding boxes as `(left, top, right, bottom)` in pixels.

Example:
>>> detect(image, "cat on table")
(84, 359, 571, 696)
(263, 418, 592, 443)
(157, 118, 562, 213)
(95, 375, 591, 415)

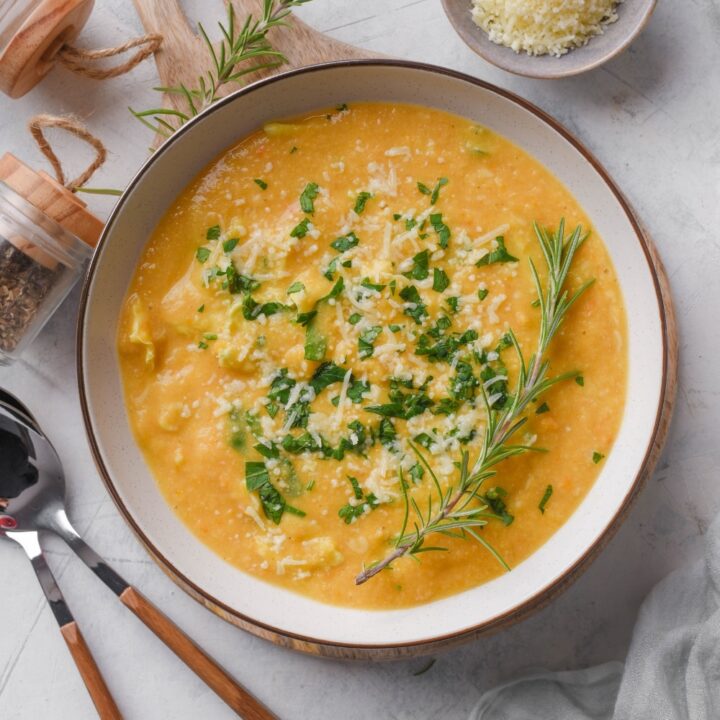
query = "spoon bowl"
(0, 387, 40, 432)
(0, 408, 65, 533)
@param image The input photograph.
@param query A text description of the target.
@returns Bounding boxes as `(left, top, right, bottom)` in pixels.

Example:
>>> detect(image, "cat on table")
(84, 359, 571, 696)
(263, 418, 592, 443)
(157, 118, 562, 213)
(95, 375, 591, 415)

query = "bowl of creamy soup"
(78, 61, 672, 657)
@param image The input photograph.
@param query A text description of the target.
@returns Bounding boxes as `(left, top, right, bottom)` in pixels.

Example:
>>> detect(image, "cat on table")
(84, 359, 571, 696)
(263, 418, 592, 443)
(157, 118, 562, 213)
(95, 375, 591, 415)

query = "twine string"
(28, 115, 107, 191)
(56, 33, 163, 80)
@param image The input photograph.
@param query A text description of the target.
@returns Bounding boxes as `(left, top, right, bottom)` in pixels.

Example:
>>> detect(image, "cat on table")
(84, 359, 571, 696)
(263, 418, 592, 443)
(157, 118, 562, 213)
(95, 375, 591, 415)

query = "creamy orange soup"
(118, 103, 626, 609)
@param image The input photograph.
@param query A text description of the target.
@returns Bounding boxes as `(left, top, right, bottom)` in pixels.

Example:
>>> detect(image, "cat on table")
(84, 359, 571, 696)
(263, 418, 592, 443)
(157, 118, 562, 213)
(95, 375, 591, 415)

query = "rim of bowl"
(441, 0, 658, 79)
(77, 59, 671, 655)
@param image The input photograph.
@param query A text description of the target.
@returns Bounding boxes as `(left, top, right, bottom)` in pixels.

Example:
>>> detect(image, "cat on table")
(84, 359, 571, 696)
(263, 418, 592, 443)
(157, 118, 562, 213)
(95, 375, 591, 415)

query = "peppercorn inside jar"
(0, 179, 95, 364)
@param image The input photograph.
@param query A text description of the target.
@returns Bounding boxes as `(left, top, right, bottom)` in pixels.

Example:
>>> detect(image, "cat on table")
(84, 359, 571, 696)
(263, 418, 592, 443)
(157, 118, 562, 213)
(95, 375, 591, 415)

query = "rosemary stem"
(354, 355, 544, 586)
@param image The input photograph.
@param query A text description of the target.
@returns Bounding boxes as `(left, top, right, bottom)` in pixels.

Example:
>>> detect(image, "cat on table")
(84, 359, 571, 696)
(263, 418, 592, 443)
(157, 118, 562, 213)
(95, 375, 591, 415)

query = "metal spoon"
(0, 399, 277, 720)
(0, 387, 40, 432)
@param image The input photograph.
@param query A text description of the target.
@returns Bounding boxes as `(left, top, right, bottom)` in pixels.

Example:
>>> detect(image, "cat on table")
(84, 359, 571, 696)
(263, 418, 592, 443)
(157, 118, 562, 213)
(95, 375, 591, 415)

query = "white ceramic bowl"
(442, 0, 657, 79)
(78, 61, 673, 659)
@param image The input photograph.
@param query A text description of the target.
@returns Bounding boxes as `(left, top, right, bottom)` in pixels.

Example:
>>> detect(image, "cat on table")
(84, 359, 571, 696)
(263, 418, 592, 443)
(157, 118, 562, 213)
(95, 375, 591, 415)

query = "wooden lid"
(0, 0, 95, 98)
(0, 153, 103, 247)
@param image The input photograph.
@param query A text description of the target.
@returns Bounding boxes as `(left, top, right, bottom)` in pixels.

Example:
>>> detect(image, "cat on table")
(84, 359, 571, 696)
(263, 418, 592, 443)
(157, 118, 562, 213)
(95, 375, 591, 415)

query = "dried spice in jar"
(0, 153, 102, 364)
(0, 235, 56, 354)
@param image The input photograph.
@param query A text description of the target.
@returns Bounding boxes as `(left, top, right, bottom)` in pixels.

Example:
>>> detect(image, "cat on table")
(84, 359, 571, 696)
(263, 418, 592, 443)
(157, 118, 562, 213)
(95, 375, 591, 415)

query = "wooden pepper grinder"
(0, 0, 161, 98)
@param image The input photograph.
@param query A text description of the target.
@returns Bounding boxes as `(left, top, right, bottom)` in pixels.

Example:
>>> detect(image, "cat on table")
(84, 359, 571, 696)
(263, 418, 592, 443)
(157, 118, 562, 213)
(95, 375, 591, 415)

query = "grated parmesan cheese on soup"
(471, 0, 622, 57)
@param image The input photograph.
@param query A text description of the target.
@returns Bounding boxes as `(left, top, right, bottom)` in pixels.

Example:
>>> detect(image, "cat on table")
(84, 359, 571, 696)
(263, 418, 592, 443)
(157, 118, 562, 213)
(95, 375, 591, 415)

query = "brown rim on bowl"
(76, 60, 676, 659)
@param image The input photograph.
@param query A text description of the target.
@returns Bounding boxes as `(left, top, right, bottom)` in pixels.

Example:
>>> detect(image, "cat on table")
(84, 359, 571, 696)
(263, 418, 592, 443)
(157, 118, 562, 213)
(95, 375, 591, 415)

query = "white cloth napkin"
(470, 514, 720, 720)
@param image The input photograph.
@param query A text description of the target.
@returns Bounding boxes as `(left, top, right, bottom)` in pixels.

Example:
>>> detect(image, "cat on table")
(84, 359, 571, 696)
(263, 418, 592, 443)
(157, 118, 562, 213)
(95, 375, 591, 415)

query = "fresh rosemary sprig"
(131, 0, 312, 138)
(355, 220, 594, 585)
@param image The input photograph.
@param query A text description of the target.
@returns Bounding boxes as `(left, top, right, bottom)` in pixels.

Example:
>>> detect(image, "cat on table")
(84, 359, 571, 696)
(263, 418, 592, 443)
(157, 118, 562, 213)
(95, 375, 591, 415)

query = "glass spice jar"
(0, 152, 102, 364)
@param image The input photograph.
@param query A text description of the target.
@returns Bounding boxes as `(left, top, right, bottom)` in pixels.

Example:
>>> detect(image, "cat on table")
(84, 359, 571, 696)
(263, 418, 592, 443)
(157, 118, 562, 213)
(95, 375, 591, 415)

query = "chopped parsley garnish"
(224, 265, 259, 294)
(197, 304, 205, 313)
(476, 236, 518, 266)
(268, 369, 296, 405)
(432, 268, 450, 292)
(309, 361, 347, 394)
(206, 225, 221, 240)
(399, 285, 428, 324)
(418, 177, 448, 204)
(197, 340, 208, 349)
(267, 371, 311, 429)
(360, 278, 385, 293)
(539, 485, 553, 514)
(365, 377, 433, 420)
(415, 323, 478, 363)
(430, 177, 448, 204)
(449, 360, 478, 401)
(242, 295, 285, 320)
(378, 418, 397, 447)
(477, 288, 489, 301)
(536, 402, 550, 414)
(228, 408, 251, 451)
(389, 324, 403, 333)
(429, 213, 450, 248)
(576, 375, 585, 387)
(358, 325, 382, 359)
(354, 191, 373, 214)
(348, 313, 362, 325)
(403, 250, 430, 281)
(245, 461, 304, 524)
(483, 487, 514, 525)
(331, 231, 359, 252)
(321, 277, 344, 302)
(304, 322, 327, 361)
(446, 296, 460, 313)
(253, 178, 268, 190)
(592, 451, 605, 464)
(413, 432, 434, 450)
(253, 441, 278, 459)
(195, 247, 211, 263)
(338, 476, 379, 524)
(222, 237, 239, 253)
(287, 281, 304, 295)
(346, 379, 371, 404)
(348, 475, 363, 499)
(298, 278, 344, 361)
(300, 182, 319, 214)
(290, 217, 310, 238)
(281, 432, 319, 454)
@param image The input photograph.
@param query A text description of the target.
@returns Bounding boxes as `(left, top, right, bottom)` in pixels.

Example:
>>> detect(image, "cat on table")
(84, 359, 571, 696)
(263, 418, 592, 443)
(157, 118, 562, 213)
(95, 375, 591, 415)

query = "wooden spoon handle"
(60, 621, 123, 720)
(120, 587, 277, 720)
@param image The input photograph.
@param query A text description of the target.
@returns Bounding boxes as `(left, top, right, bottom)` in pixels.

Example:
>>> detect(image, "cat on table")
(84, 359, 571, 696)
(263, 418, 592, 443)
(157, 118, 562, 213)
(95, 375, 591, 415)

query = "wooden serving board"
(126, 0, 678, 659)
(132, 0, 372, 136)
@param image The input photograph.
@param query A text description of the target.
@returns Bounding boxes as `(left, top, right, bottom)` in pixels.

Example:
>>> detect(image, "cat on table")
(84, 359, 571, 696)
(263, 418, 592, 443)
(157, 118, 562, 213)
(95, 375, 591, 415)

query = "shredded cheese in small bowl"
(471, 0, 622, 57)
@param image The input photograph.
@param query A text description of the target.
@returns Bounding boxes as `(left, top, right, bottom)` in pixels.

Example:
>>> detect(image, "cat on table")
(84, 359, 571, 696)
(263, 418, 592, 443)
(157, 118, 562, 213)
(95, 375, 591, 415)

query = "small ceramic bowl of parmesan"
(442, 0, 657, 79)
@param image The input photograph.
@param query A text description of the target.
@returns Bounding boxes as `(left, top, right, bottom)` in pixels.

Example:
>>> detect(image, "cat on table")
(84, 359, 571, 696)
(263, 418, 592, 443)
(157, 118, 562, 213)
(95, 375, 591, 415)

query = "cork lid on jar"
(0, 152, 103, 248)
(0, 0, 95, 98)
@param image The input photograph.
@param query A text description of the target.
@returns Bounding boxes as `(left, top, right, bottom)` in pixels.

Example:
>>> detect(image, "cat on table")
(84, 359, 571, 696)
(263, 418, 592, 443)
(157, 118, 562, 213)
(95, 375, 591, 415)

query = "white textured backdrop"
(1, 1, 718, 718)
